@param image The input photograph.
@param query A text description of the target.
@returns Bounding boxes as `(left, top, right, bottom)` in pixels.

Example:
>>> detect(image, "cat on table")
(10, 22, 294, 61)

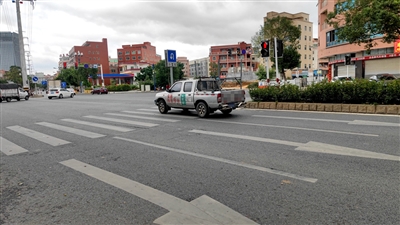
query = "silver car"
(47, 88, 74, 99)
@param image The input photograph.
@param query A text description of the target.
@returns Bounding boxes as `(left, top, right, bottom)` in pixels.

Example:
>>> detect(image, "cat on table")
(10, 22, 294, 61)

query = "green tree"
(4, 66, 23, 85)
(154, 60, 185, 88)
(326, 0, 400, 52)
(256, 65, 277, 80)
(135, 66, 154, 81)
(271, 45, 301, 79)
(209, 62, 219, 78)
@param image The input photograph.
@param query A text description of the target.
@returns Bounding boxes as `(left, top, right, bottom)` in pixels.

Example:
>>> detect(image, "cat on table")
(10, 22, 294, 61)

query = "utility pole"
(16, 1, 28, 89)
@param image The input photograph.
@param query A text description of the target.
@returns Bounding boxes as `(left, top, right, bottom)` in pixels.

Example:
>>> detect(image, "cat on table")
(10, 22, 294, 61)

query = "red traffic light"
(262, 42, 268, 49)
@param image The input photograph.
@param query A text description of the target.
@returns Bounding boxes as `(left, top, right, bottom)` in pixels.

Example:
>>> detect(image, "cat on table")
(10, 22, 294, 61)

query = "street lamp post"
(75, 51, 83, 92)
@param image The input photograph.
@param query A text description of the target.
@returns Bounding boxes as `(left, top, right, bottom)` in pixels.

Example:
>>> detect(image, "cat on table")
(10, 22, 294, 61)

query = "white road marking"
(61, 159, 258, 225)
(36, 122, 105, 138)
(349, 120, 400, 127)
(105, 113, 179, 122)
(113, 137, 317, 183)
(7, 125, 70, 146)
(122, 111, 197, 119)
(253, 115, 400, 127)
(203, 120, 378, 137)
(189, 129, 400, 162)
(83, 115, 158, 127)
(0, 137, 28, 155)
(137, 108, 159, 112)
(61, 119, 133, 132)
(253, 115, 350, 123)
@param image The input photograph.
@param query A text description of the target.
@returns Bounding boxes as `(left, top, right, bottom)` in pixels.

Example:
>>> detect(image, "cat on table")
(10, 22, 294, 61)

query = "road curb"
(245, 102, 400, 115)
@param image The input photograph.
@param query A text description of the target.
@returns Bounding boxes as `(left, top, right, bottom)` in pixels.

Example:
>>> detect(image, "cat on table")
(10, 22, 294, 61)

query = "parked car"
(47, 88, 74, 99)
(91, 87, 108, 95)
(369, 73, 397, 82)
(66, 88, 76, 95)
(333, 76, 354, 82)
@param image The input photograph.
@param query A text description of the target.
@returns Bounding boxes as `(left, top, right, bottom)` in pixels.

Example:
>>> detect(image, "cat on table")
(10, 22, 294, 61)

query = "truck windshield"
(197, 81, 219, 91)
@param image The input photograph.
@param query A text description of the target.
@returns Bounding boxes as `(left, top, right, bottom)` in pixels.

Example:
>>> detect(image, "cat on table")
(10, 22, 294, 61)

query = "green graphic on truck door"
(180, 94, 186, 105)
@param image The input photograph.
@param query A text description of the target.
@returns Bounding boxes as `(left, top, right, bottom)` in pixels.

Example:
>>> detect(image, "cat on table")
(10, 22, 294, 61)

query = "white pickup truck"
(154, 78, 246, 118)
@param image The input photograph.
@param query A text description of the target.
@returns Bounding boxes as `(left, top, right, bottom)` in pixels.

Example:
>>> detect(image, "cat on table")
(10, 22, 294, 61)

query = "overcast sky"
(1, 0, 319, 75)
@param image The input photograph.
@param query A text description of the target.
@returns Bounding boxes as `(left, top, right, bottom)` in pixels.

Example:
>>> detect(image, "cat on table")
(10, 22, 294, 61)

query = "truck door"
(180, 81, 194, 108)
(167, 82, 182, 107)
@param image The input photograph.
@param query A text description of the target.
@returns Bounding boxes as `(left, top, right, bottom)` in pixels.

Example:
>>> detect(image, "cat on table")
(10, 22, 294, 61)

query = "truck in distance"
(0, 83, 29, 103)
(154, 78, 246, 118)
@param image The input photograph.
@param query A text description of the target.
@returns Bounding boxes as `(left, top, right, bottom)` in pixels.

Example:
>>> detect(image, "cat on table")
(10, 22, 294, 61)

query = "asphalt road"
(1, 91, 399, 225)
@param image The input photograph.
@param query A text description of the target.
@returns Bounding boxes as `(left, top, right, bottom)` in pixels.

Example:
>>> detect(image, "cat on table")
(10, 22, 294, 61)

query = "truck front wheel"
(196, 102, 209, 118)
(6, 97, 11, 102)
(158, 99, 169, 114)
(25, 96, 29, 100)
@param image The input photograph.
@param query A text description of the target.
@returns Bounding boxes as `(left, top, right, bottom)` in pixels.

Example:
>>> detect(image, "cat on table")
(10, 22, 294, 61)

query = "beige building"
(177, 56, 190, 78)
(264, 12, 314, 71)
(189, 57, 209, 78)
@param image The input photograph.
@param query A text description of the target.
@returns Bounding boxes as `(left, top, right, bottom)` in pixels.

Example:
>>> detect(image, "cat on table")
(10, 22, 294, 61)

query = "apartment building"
(67, 38, 110, 74)
(264, 12, 314, 71)
(312, 38, 319, 70)
(0, 32, 21, 71)
(177, 56, 190, 78)
(117, 42, 161, 74)
(189, 57, 209, 77)
(209, 41, 258, 79)
(318, 0, 400, 79)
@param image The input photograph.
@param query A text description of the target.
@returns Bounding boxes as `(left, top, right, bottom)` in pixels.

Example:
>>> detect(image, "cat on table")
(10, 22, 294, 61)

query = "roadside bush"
(107, 84, 132, 91)
(250, 79, 400, 105)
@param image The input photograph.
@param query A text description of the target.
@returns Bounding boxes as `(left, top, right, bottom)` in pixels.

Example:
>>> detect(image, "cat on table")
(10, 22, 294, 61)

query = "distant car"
(369, 73, 397, 82)
(66, 88, 76, 95)
(47, 88, 74, 99)
(333, 76, 354, 82)
(91, 87, 108, 95)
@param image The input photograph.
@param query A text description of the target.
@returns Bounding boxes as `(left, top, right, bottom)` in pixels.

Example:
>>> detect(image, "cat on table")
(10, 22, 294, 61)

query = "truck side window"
(184, 82, 192, 92)
(170, 82, 182, 92)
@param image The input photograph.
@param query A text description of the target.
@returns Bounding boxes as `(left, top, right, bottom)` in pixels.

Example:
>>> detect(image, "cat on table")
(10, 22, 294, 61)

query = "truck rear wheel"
(196, 102, 209, 118)
(158, 99, 169, 114)
(17, 97, 21, 101)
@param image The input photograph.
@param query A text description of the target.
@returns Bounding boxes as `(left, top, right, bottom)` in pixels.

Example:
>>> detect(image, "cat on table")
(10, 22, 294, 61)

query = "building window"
(132, 50, 136, 54)
(304, 45, 307, 50)
(212, 56, 216, 61)
(304, 64, 307, 68)
(138, 56, 141, 60)
(125, 51, 130, 55)
(298, 25, 301, 29)
(304, 26, 307, 31)
(309, 27, 311, 32)
(305, 35, 307, 40)
(132, 56, 136, 60)
(309, 64, 311, 68)
(309, 55, 311, 59)
(138, 50, 141, 54)
(309, 36, 311, 41)
(118, 57, 123, 61)
(118, 52, 122, 55)
(126, 56, 130, 60)
(304, 55, 307, 59)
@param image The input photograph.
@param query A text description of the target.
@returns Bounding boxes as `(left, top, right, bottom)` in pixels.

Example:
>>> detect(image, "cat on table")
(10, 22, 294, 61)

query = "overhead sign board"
(165, 49, 177, 67)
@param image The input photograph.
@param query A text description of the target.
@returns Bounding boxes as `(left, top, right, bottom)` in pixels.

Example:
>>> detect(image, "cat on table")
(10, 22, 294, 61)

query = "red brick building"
(209, 41, 258, 78)
(68, 38, 110, 74)
(117, 42, 161, 72)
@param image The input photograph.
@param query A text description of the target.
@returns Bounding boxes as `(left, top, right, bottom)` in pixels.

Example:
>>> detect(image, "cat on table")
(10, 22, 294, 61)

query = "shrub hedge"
(249, 79, 400, 105)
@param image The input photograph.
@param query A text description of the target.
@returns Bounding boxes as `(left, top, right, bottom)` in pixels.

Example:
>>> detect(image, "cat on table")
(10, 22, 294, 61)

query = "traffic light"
(261, 41, 270, 57)
(228, 49, 232, 56)
(277, 40, 283, 57)
(345, 56, 351, 65)
(75, 62, 78, 69)
(63, 62, 67, 69)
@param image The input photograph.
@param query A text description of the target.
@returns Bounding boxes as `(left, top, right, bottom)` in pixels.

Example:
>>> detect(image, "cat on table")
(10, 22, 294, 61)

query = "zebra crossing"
(0, 109, 182, 156)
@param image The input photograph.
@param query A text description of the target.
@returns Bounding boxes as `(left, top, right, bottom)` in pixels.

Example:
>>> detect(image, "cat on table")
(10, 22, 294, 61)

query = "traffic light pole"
(274, 37, 279, 82)
(265, 57, 269, 83)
